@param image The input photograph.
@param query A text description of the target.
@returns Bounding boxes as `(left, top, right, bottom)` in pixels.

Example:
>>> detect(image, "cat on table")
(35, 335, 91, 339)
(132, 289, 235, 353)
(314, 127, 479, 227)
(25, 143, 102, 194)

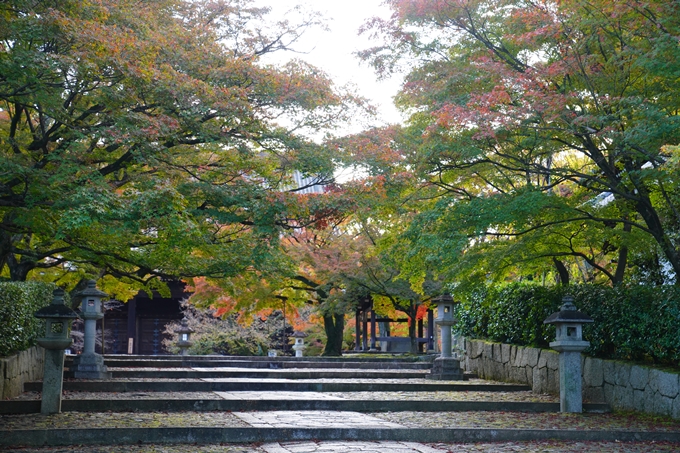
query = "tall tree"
(359, 0, 680, 285)
(0, 0, 359, 285)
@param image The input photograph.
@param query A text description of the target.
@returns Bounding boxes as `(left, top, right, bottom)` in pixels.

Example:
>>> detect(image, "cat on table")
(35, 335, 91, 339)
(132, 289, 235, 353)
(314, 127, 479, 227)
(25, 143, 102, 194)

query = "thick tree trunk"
(613, 223, 632, 286)
(322, 313, 344, 356)
(6, 253, 33, 281)
(0, 229, 10, 277)
(553, 258, 570, 285)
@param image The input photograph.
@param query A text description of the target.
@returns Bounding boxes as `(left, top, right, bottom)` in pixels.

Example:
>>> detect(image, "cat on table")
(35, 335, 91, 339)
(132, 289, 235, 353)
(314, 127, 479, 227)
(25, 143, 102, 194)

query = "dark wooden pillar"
(127, 298, 137, 354)
(355, 309, 362, 351)
(418, 317, 424, 352)
(427, 309, 434, 352)
(370, 305, 377, 351)
(362, 309, 368, 351)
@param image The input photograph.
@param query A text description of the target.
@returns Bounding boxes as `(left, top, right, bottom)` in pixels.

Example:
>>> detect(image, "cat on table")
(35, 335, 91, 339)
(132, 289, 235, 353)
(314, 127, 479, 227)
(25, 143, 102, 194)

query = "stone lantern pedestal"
(544, 295, 594, 413)
(429, 294, 464, 381)
(34, 288, 78, 414)
(71, 280, 111, 379)
(291, 331, 307, 357)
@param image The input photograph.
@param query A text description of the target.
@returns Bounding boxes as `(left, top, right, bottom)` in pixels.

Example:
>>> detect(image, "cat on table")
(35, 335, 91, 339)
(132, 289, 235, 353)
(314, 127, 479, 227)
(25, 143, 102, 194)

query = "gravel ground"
(11, 391, 223, 401)
(0, 411, 250, 430)
(3, 410, 678, 432)
(374, 411, 680, 431)
(324, 391, 558, 402)
(1, 445, 262, 452)
(426, 441, 680, 452)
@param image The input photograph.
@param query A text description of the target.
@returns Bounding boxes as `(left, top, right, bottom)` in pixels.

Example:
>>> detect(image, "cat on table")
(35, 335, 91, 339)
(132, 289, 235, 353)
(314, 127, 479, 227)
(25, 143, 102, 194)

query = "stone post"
(34, 288, 78, 414)
(71, 280, 112, 379)
(544, 295, 594, 413)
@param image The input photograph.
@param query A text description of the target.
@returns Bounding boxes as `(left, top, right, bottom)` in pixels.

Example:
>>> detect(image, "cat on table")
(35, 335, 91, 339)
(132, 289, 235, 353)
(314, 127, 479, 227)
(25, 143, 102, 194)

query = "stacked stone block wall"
(458, 337, 680, 419)
(0, 346, 44, 399)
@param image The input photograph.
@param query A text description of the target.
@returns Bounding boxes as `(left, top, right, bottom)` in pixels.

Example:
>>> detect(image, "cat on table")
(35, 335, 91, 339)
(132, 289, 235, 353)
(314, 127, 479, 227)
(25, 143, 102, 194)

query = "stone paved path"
(4, 358, 680, 452)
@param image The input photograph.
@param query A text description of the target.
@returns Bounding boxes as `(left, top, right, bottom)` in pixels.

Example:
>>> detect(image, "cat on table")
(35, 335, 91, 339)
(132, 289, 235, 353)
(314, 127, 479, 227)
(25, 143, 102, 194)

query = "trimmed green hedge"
(454, 283, 680, 365)
(0, 281, 57, 357)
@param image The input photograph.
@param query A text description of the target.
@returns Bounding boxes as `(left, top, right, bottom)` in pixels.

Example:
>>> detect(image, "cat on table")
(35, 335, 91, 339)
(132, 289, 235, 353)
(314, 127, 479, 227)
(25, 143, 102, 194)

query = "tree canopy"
(357, 0, 680, 286)
(0, 0, 360, 292)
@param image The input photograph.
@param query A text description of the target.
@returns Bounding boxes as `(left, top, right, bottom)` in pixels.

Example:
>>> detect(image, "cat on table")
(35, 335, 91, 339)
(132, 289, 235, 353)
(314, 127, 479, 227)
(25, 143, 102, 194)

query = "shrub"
(0, 281, 57, 357)
(455, 283, 680, 365)
(163, 303, 270, 356)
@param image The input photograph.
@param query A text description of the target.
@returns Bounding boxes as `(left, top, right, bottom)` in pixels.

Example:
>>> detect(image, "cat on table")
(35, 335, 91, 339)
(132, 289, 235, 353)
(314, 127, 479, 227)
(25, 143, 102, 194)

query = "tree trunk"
(553, 258, 570, 285)
(322, 313, 344, 356)
(613, 223, 632, 286)
(408, 302, 418, 354)
(7, 253, 34, 281)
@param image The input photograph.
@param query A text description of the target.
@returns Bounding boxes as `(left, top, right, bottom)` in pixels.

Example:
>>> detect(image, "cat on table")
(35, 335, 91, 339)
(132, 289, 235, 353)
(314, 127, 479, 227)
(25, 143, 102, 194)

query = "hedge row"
(454, 283, 680, 365)
(0, 281, 57, 357)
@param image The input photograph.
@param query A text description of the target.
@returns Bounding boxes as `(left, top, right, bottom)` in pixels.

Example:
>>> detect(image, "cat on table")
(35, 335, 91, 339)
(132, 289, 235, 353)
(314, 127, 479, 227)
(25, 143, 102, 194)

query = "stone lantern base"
(71, 353, 112, 379)
(428, 356, 465, 380)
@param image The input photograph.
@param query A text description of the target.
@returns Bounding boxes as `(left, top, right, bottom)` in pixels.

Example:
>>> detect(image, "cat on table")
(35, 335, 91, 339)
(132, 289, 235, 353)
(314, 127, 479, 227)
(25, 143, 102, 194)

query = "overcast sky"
(255, 0, 404, 129)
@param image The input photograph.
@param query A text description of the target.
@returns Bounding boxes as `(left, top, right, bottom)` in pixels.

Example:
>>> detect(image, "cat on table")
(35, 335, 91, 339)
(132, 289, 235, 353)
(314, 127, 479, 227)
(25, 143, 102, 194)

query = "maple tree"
(0, 0, 360, 290)
(357, 0, 680, 286)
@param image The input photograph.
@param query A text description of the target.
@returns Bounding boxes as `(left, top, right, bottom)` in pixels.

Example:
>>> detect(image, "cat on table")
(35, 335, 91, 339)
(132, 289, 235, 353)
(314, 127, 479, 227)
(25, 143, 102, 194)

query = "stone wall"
(457, 337, 680, 418)
(0, 346, 44, 399)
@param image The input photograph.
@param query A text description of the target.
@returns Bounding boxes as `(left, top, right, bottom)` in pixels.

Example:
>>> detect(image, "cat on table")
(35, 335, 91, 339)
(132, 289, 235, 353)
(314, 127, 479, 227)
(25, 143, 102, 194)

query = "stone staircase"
(2, 354, 680, 452)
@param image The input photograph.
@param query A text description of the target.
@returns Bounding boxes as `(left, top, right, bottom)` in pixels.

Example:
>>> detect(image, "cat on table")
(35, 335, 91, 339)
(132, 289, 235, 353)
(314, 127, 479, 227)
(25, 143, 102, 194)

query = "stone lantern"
(544, 295, 594, 413)
(291, 331, 307, 357)
(176, 318, 194, 356)
(71, 280, 111, 379)
(428, 294, 464, 380)
(34, 288, 78, 414)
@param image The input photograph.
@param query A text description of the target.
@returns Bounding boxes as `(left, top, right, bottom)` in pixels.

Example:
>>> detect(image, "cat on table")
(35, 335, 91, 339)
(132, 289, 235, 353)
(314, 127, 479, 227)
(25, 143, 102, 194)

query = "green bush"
(0, 281, 56, 357)
(455, 283, 680, 365)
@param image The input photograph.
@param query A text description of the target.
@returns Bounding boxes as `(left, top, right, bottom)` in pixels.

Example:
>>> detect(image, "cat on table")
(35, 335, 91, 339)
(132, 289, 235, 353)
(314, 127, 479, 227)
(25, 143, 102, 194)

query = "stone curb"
(23, 381, 531, 393)
(0, 399, 612, 414)
(1, 427, 678, 447)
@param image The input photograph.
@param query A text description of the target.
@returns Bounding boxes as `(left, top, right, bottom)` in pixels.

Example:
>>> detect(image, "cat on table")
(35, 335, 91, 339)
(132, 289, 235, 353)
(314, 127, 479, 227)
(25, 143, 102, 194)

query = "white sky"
(255, 0, 404, 130)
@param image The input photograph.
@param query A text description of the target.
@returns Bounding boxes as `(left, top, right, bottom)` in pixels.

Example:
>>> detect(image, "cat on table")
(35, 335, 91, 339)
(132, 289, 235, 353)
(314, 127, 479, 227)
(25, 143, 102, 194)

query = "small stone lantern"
(71, 280, 111, 379)
(544, 295, 594, 413)
(34, 288, 78, 414)
(176, 318, 194, 356)
(429, 294, 464, 380)
(291, 331, 307, 357)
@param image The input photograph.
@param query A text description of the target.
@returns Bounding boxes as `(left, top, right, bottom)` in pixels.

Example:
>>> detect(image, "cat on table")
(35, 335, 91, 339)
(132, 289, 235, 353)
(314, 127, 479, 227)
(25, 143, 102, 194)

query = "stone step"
(24, 380, 530, 393)
(69, 358, 434, 370)
(0, 398, 610, 414)
(62, 368, 435, 380)
(1, 426, 677, 447)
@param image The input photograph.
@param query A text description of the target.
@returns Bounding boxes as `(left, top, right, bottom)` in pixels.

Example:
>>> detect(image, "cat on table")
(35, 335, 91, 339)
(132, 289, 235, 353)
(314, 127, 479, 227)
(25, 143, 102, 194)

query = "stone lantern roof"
(34, 289, 78, 320)
(76, 280, 108, 299)
(431, 294, 454, 305)
(291, 330, 307, 338)
(177, 318, 194, 335)
(544, 295, 593, 325)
